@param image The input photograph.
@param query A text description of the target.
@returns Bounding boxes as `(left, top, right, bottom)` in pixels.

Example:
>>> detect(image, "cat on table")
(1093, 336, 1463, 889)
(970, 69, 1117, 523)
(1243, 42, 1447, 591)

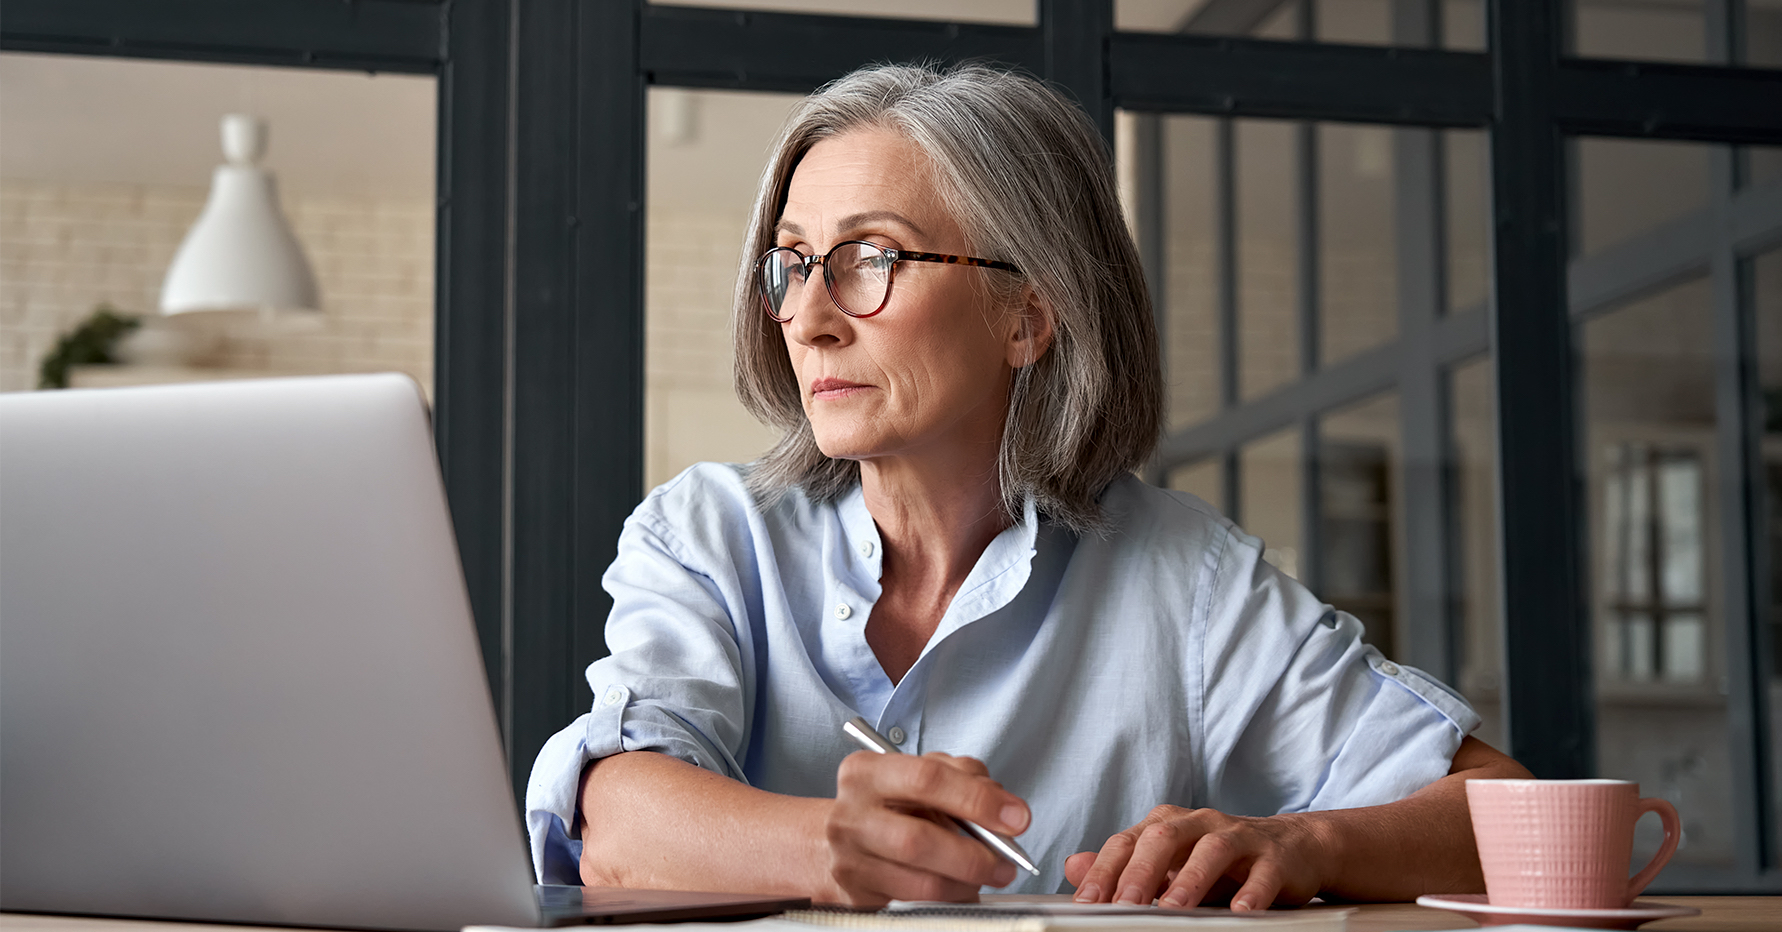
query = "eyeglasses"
(756, 240, 1020, 322)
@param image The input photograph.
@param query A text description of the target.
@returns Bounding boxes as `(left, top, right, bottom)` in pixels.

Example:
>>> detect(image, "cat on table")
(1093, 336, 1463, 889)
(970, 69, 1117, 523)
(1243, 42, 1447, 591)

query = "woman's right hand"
(822, 750, 1031, 906)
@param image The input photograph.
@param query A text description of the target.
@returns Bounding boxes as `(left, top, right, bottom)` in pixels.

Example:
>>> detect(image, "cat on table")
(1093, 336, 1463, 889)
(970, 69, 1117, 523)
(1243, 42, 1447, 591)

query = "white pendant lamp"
(160, 114, 320, 316)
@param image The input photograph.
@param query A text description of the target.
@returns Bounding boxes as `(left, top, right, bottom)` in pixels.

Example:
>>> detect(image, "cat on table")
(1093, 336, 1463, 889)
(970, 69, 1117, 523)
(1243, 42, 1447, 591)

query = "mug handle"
(1625, 797, 1681, 903)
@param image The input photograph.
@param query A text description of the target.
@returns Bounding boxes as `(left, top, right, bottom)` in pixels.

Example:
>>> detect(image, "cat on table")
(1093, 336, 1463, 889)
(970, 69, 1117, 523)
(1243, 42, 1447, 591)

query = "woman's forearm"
(1299, 736, 1533, 901)
(576, 750, 836, 897)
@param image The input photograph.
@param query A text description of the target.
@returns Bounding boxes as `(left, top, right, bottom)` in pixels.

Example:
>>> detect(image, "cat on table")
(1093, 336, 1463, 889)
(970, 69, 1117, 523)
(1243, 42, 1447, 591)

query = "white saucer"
(1415, 894, 1700, 929)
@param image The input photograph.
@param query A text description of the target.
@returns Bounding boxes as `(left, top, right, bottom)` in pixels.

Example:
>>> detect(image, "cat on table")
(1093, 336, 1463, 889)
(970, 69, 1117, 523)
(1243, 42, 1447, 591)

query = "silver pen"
(841, 715, 1041, 876)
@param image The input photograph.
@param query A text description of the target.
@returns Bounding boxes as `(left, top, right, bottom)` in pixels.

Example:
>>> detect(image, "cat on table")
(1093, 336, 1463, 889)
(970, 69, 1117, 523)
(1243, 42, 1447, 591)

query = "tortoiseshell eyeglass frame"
(756, 240, 1022, 322)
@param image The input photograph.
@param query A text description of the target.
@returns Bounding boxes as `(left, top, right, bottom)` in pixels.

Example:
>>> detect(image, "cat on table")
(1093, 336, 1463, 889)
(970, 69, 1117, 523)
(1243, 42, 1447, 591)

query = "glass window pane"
(1256, 0, 1301, 39)
(1576, 138, 1710, 258)
(653, 0, 1034, 24)
(2, 53, 436, 397)
(1240, 427, 1303, 580)
(1754, 246, 1782, 878)
(1658, 456, 1704, 606)
(1319, 392, 1401, 656)
(1319, 124, 1397, 365)
(1753, 2, 1782, 67)
(1443, 0, 1486, 51)
(1167, 457, 1223, 511)
(646, 87, 787, 491)
(1451, 356, 1505, 750)
(1115, 0, 1207, 32)
(1237, 119, 1300, 400)
(1316, 0, 1390, 45)
(1581, 273, 1736, 873)
(1663, 613, 1706, 684)
(1749, 146, 1782, 189)
(1572, 0, 1706, 63)
(1163, 115, 1221, 429)
(1445, 130, 1490, 314)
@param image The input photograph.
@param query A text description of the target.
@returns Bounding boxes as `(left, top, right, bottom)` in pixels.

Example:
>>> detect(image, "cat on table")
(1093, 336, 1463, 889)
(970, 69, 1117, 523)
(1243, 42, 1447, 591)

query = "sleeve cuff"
(523, 687, 632, 883)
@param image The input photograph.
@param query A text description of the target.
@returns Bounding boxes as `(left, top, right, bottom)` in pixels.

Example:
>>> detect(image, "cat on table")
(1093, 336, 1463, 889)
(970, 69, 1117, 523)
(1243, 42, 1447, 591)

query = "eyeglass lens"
(759, 242, 895, 320)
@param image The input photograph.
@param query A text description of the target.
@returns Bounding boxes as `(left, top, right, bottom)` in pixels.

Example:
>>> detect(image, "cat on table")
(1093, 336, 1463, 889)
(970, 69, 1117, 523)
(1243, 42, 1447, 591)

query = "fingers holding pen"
(825, 751, 1028, 905)
(842, 751, 1030, 835)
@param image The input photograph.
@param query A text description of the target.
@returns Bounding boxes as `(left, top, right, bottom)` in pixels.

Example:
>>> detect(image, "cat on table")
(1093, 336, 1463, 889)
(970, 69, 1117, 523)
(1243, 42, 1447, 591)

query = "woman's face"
(774, 127, 1046, 468)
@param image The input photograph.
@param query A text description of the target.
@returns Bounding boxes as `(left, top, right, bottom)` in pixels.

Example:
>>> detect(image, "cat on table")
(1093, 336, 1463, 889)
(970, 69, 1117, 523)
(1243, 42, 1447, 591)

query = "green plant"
(38, 305, 142, 390)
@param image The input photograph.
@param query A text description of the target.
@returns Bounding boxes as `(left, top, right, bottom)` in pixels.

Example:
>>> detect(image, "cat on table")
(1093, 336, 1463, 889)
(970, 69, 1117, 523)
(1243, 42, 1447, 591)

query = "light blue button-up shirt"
(525, 463, 1480, 893)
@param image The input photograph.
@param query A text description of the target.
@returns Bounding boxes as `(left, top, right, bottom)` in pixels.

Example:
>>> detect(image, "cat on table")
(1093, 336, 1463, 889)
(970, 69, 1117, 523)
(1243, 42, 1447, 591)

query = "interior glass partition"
(643, 87, 791, 491)
(1318, 123, 1397, 365)
(1572, 0, 1708, 64)
(1319, 391, 1403, 655)
(1575, 138, 1711, 259)
(1580, 274, 1736, 874)
(1240, 427, 1305, 578)
(1445, 129, 1490, 313)
(1450, 355, 1503, 749)
(1236, 118, 1302, 401)
(1758, 246, 1782, 856)
(1167, 457, 1224, 511)
(1160, 114, 1222, 430)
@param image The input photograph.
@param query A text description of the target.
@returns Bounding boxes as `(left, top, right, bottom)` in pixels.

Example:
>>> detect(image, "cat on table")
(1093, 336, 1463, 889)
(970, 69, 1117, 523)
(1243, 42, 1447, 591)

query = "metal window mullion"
(1489, 0, 1594, 778)
(507, 0, 585, 800)
(575, 0, 646, 715)
(1040, 0, 1114, 147)
(433, 0, 513, 764)
(1298, 118, 1323, 594)
(1135, 112, 1169, 484)
(507, 0, 646, 802)
(1647, 445, 1666, 677)
(1219, 117, 1242, 519)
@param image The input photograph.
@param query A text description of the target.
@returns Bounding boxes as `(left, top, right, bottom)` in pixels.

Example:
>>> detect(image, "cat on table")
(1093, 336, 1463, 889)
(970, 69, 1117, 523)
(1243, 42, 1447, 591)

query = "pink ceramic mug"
(1466, 779, 1680, 910)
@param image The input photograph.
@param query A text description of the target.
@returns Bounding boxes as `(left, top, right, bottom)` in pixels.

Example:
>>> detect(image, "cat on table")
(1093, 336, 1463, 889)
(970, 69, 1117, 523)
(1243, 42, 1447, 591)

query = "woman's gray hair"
(732, 62, 1162, 533)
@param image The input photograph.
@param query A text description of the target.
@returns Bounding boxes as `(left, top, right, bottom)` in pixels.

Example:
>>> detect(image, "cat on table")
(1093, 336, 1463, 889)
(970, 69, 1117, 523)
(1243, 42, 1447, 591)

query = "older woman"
(526, 62, 1530, 908)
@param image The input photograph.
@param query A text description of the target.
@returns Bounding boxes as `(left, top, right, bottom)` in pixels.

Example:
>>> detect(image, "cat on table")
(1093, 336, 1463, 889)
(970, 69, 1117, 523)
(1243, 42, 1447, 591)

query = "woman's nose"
(782, 274, 852, 347)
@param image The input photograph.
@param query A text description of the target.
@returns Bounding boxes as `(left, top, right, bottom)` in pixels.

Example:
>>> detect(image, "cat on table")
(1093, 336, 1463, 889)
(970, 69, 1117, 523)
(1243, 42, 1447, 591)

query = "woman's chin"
(809, 425, 889, 462)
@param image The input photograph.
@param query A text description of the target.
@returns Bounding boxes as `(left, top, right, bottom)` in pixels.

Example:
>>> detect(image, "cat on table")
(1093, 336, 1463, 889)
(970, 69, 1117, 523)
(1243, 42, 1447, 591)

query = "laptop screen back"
(1, 375, 539, 931)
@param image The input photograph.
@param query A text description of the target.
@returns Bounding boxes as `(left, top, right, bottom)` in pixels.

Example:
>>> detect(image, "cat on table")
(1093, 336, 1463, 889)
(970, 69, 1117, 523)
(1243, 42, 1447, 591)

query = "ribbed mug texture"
(1466, 780, 1676, 910)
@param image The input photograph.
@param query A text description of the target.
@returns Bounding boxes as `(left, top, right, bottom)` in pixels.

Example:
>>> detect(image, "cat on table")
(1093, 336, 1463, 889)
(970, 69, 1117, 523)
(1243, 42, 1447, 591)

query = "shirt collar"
(837, 482, 1040, 620)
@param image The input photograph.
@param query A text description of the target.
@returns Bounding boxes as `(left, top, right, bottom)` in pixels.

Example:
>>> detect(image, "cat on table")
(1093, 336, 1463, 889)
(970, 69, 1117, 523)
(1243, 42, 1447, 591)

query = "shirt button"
(1379, 662, 1400, 677)
(603, 687, 625, 706)
(860, 540, 875, 558)
(835, 603, 852, 620)
(887, 726, 907, 745)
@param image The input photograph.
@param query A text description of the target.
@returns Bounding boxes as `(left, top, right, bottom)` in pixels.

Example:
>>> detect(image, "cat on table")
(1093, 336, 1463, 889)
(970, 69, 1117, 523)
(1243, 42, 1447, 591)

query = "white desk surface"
(4, 896, 1776, 932)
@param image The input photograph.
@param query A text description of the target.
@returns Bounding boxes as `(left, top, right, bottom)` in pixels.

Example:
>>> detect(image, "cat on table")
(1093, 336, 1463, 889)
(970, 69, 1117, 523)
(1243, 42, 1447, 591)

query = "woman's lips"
(810, 377, 871, 400)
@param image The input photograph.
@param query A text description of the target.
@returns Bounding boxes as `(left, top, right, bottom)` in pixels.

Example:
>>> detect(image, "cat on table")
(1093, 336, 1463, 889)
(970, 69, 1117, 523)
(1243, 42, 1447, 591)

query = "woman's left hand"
(1063, 805, 1330, 911)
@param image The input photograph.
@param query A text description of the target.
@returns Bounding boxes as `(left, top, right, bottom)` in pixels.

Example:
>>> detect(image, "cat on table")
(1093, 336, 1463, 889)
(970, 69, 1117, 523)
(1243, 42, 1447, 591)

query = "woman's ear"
(1006, 286, 1056, 369)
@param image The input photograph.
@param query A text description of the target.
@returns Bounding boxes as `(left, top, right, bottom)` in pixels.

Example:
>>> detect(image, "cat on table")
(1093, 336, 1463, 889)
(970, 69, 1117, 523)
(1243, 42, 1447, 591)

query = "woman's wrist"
(1281, 811, 1345, 900)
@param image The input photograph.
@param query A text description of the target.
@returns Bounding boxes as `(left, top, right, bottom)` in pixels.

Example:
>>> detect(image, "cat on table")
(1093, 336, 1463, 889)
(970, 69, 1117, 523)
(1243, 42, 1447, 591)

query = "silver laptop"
(0, 375, 805, 931)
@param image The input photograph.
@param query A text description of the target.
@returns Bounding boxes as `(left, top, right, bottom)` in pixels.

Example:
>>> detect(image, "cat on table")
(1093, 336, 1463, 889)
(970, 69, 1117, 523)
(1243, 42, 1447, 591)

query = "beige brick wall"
(0, 179, 434, 395)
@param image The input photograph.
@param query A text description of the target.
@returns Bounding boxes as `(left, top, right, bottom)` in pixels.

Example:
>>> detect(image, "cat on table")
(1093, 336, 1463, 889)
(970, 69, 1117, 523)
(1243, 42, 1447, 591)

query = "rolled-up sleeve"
(524, 503, 753, 883)
(1199, 526, 1480, 817)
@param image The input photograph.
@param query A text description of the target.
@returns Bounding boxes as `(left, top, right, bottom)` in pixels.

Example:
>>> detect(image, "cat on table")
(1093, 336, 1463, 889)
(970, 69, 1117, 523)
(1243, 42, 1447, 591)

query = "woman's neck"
(858, 446, 1009, 596)
(856, 448, 1010, 684)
